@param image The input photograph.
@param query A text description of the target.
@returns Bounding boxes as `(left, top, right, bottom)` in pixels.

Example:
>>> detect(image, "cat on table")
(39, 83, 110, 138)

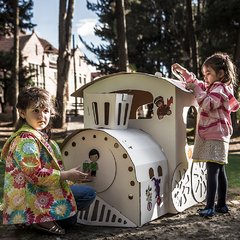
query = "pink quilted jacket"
(182, 71, 239, 142)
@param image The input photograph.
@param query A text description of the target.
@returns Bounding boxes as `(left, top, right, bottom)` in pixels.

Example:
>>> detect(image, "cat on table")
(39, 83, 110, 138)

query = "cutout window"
(186, 106, 197, 145)
(137, 103, 154, 119)
(92, 102, 99, 125)
(117, 103, 122, 125)
(104, 102, 110, 125)
(113, 90, 153, 119)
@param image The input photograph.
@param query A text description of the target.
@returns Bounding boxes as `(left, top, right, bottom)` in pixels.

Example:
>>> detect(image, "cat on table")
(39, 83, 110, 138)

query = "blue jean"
(57, 185, 96, 228)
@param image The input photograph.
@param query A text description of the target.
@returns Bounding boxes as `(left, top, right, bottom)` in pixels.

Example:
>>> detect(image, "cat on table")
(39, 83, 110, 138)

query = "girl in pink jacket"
(172, 52, 239, 217)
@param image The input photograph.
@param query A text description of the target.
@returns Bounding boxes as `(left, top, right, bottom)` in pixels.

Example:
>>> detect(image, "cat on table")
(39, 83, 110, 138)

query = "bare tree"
(54, 0, 74, 128)
(12, 0, 20, 124)
(116, 0, 129, 72)
(232, 21, 240, 134)
(186, 0, 198, 76)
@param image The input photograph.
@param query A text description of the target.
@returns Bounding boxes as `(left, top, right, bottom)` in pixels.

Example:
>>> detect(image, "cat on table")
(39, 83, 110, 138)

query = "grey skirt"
(192, 134, 229, 164)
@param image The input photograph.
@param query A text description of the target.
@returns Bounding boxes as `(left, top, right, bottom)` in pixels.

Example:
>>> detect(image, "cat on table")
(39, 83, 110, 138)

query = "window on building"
(29, 63, 45, 88)
(39, 66, 43, 74)
(49, 54, 57, 63)
(35, 44, 38, 55)
(54, 72, 57, 80)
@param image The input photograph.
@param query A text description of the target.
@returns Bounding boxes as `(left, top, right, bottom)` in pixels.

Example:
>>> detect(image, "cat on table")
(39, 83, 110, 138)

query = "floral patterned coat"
(1, 124, 77, 225)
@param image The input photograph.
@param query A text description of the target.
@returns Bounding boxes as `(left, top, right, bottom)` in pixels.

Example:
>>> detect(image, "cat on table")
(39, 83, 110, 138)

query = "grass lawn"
(226, 154, 240, 189)
(0, 161, 4, 211)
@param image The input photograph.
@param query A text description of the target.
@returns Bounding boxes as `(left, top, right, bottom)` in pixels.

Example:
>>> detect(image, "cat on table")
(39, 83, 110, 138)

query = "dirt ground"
(0, 122, 240, 240)
(0, 190, 239, 240)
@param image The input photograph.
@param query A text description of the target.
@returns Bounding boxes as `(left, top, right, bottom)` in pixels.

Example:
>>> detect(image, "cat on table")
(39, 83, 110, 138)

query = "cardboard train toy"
(61, 72, 207, 227)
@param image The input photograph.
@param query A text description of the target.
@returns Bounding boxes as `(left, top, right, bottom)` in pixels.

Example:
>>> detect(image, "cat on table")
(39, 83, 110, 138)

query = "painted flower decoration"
(18, 139, 38, 155)
(12, 170, 25, 189)
(5, 161, 14, 172)
(50, 200, 71, 220)
(35, 213, 53, 223)
(13, 150, 23, 162)
(36, 168, 53, 178)
(9, 210, 26, 224)
(40, 148, 51, 164)
(7, 190, 25, 209)
(26, 208, 35, 224)
(34, 192, 54, 209)
(21, 156, 40, 175)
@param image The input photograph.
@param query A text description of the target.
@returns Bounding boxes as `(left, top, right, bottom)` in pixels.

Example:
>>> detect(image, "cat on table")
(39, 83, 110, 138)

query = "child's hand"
(185, 82, 195, 91)
(171, 63, 187, 82)
(75, 165, 95, 182)
(61, 166, 93, 182)
(78, 174, 94, 183)
(172, 63, 195, 83)
(171, 63, 186, 74)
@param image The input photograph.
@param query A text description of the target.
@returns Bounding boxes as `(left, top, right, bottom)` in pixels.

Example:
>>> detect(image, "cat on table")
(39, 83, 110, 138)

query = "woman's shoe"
(215, 205, 229, 214)
(198, 208, 215, 217)
(33, 221, 65, 235)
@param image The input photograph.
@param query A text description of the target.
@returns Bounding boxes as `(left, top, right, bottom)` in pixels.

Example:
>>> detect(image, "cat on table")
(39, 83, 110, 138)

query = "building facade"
(0, 32, 92, 115)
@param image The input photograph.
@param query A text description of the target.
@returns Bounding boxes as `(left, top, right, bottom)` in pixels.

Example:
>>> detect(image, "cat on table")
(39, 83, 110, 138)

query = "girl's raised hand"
(171, 63, 186, 82)
(171, 63, 186, 73)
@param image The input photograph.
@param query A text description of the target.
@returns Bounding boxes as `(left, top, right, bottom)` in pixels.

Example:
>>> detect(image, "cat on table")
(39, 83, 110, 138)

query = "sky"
(31, 0, 101, 63)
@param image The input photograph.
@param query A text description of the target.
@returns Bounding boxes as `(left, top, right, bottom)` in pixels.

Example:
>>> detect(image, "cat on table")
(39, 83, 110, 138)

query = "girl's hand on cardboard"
(75, 165, 94, 182)
(61, 166, 93, 182)
(185, 82, 195, 91)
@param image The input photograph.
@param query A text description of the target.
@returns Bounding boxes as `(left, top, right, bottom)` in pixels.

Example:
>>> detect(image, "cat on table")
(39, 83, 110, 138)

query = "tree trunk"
(116, 0, 129, 72)
(12, 0, 19, 125)
(186, 0, 198, 76)
(232, 24, 240, 135)
(54, 0, 74, 128)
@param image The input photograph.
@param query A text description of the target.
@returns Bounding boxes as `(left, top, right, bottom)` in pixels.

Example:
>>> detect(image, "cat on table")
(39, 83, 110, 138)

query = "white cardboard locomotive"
(61, 72, 207, 227)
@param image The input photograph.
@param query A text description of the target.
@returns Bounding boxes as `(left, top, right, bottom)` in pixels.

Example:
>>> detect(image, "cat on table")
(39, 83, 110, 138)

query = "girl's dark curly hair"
(15, 87, 57, 138)
(202, 52, 237, 86)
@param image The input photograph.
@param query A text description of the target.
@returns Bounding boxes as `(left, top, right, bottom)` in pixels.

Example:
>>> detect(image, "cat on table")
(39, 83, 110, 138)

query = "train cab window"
(186, 106, 197, 145)
(113, 90, 154, 119)
(137, 103, 154, 119)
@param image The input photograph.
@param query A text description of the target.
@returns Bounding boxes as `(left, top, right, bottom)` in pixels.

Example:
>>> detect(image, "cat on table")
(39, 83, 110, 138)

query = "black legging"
(206, 162, 228, 209)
